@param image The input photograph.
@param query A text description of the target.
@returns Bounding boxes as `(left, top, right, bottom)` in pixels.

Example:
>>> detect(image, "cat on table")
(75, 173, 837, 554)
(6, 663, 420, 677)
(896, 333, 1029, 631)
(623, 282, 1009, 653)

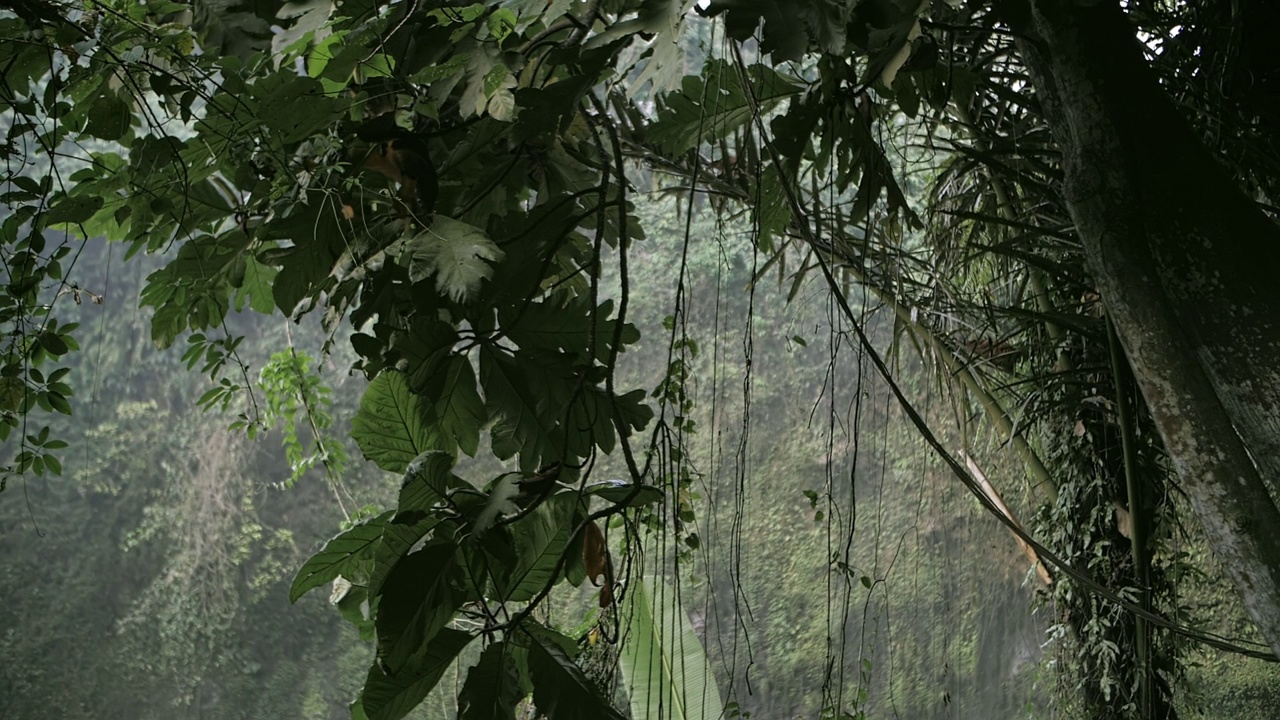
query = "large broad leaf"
(435, 355, 486, 457)
(619, 576, 725, 720)
(265, 198, 349, 316)
(628, 0, 699, 96)
(703, 0, 805, 59)
(398, 450, 463, 513)
(333, 581, 375, 642)
(567, 386, 653, 458)
(358, 628, 476, 720)
(457, 640, 523, 720)
(406, 216, 504, 303)
(396, 318, 459, 395)
(499, 297, 595, 360)
(233, 255, 278, 314)
(648, 60, 802, 154)
(352, 371, 442, 473)
(83, 90, 132, 141)
(465, 526, 518, 601)
(497, 493, 577, 602)
(254, 74, 343, 143)
(44, 195, 104, 226)
(271, 0, 334, 57)
(290, 511, 393, 602)
(479, 346, 557, 471)
(499, 297, 638, 364)
(700, 0, 849, 60)
(375, 541, 464, 675)
(526, 624, 627, 720)
(513, 74, 595, 139)
(564, 385, 622, 456)
(368, 510, 447, 598)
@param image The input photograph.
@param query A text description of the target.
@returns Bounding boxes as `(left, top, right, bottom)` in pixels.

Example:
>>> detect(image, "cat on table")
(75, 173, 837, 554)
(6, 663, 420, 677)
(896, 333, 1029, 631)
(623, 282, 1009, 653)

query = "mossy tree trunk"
(1002, 0, 1280, 657)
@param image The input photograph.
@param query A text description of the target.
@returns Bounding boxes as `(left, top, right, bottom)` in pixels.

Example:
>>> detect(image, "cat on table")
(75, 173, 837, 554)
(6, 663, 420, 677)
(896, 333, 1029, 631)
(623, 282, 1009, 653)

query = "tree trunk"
(1003, 0, 1280, 657)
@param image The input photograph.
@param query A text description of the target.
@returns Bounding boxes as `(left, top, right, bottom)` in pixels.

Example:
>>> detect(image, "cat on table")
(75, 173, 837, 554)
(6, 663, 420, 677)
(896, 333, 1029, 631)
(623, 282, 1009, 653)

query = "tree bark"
(1003, 0, 1280, 657)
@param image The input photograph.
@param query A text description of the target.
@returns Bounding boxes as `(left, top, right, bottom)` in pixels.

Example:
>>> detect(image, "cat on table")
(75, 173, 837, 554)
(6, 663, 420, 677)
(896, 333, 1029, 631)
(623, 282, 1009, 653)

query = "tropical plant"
(619, 575, 724, 720)
(3, 0, 1280, 718)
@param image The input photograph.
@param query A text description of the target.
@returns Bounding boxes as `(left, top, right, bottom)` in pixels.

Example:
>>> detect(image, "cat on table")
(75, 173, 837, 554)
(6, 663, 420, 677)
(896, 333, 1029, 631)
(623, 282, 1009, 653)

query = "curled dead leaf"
(583, 519, 613, 607)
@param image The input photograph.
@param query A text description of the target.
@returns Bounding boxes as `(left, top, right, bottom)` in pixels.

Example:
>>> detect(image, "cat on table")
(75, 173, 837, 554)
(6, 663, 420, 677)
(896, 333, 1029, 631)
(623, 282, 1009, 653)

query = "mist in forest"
(3, 207, 1051, 720)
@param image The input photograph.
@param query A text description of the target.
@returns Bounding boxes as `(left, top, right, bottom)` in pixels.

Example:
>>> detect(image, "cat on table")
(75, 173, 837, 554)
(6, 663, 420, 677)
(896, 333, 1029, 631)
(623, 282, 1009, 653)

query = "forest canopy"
(3, 0, 1280, 718)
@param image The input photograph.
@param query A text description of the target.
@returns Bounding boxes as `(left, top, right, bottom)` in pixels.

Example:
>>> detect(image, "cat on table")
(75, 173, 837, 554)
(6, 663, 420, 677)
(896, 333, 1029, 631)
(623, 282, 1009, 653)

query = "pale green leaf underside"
(620, 575, 725, 720)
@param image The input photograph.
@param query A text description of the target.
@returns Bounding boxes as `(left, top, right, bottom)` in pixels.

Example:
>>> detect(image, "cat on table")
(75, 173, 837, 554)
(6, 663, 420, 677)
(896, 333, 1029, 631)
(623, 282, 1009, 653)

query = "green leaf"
(487, 89, 516, 122)
(500, 493, 576, 603)
(398, 451, 462, 513)
(359, 628, 475, 720)
(500, 297, 631, 364)
(236, 256, 278, 314)
(507, 0, 573, 31)
(619, 576, 725, 720)
(458, 641, 523, 720)
(271, 0, 334, 56)
(290, 511, 393, 603)
(406, 217, 504, 303)
(352, 371, 442, 473)
(486, 8, 517, 41)
(754, 165, 792, 249)
(648, 60, 801, 154)
(0, 377, 25, 413)
(612, 387, 655, 437)
(368, 510, 447, 598)
(427, 3, 487, 24)
(84, 90, 131, 140)
(256, 75, 343, 143)
(701, 0, 846, 61)
(37, 331, 69, 356)
(375, 541, 465, 675)
(461, 46, 499, 118)
(552, 384, 607, 457)
(479, 347, 554, 471)
(436, 355, 486, 457)
(586, 482, 664, 508)
(265, 196, 350, 315)
(483, 64, 511, 96)
(334, 581, 375, 640)
(44, 196, 104, 226)
(513, 75, 593, 139)
(46, 392, 72, 415)
(146, 297, 185, 349)
(526, 623, 627, 720)
(397, 319, 459, 394)
(186, 179, 235, 213)
(627, 0, 694, 96)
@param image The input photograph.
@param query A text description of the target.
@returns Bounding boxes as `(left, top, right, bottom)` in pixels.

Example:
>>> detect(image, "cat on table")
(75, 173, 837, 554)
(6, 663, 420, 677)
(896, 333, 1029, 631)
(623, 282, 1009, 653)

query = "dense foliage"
(4, 0, 1280, 719)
